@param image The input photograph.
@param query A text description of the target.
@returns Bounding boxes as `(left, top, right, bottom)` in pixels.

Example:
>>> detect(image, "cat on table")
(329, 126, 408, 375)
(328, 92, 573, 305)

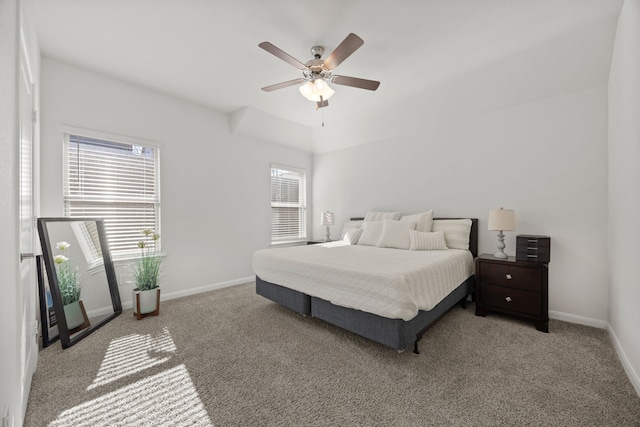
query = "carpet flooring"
(24, 282, 640, 426)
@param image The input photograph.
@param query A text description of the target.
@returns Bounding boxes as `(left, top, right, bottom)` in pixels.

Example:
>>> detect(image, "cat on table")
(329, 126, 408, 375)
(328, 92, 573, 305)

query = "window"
(271, 165, 307, 243)
(64, 132, 160, 259)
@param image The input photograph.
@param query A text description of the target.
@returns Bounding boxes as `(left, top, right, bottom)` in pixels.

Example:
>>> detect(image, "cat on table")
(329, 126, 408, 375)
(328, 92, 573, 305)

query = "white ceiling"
(33, 0, 623, 151)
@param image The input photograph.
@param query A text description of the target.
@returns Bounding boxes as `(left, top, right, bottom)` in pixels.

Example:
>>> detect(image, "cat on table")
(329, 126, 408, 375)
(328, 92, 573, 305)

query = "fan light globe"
(299, 82, 313, 98)
(299, 79, 335, 102)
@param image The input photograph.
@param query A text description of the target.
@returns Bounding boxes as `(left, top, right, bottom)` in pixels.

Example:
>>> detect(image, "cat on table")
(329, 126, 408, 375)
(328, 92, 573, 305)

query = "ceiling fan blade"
(261, 78, 307, 92)
(259, 42, 308, 71)
(323, 33, 364, 70)
(332, 75, 380, 91)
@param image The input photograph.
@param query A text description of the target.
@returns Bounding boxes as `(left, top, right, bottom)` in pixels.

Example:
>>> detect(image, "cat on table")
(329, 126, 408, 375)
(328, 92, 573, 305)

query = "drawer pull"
(527, 247, 538, 250)
(506, 274, 512, 280)
(505, 296, 512, 302)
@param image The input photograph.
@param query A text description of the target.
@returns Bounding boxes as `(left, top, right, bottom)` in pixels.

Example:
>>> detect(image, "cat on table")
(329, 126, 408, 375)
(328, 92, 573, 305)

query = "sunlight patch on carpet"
(87, 327, 177, 390)
(51, 364, 212, 426)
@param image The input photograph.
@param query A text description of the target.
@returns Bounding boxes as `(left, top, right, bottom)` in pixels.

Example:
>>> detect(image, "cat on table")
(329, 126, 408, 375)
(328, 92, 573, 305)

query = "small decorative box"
(516, 235, 550, 263)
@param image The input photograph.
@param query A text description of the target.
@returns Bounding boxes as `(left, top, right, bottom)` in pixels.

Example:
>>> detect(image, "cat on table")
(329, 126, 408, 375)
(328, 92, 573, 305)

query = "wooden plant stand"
(134, 288, 161, 320)
(68, 300, 91, 334)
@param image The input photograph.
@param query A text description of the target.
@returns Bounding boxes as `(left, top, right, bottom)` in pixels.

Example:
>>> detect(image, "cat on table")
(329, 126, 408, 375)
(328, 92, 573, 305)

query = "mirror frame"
(36, 254, 59, 348)
(37, 217, 122, 348)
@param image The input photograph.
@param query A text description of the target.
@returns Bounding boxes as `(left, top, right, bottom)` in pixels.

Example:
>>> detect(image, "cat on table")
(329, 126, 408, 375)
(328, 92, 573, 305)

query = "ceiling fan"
(259, 33, 380, 109)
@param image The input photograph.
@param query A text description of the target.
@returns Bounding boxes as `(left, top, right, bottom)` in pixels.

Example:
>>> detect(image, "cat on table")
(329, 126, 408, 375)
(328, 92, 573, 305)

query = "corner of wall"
(608, 324, 640, 396)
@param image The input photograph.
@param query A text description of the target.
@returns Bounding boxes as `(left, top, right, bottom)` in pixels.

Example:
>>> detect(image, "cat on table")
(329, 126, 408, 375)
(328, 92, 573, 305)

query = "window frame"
(270, 164, 307, 245)
(61, 126, 161, 261)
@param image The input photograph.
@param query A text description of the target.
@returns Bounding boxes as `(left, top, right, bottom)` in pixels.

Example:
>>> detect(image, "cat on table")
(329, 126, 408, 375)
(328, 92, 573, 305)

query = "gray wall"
(313, 85, 608, 324)
(608, 0, 640, 395)
(40, 58, 313, 306)
(311, 21, 613, 327)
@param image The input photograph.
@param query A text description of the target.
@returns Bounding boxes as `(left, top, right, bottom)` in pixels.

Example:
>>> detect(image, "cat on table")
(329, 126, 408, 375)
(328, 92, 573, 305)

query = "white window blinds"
(64, 133, 160, 258)
(271, 166, 307, 242)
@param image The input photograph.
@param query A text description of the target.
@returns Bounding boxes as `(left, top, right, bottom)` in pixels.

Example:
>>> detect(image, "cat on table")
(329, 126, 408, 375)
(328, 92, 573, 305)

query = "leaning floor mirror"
(37, 217, 122, 349)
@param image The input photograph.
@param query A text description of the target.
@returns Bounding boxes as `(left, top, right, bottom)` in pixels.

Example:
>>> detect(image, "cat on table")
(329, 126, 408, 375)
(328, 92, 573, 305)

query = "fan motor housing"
(310, 46, 324, 59)
(304, 46, 332, 78)
(305, 58, 332, 80)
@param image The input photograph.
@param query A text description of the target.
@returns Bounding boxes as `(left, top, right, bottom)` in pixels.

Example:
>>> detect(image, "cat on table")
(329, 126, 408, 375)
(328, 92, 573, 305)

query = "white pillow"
(409, 230, 448, 251)
(364, 211, 401, 221)
(400, 210, 434, 232)
(340, 220, 363, 238)
(432, 219, 472, 250)
(376, 219, 417, 250)
(357, 221, 384, 246)
(342, 228, 362, 245)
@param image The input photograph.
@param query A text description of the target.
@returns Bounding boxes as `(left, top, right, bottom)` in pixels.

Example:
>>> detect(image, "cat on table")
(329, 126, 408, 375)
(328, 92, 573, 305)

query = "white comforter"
(252, 241, 474, 321)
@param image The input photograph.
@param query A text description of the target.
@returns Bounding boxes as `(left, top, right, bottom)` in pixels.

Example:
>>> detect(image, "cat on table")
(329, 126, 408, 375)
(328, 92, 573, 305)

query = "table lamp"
(488, 207, 516, 259)
(321, 211, 335, 242)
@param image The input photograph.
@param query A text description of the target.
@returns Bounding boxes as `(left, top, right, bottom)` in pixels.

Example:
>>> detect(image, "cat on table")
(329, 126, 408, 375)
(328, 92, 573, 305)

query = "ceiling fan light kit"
(299, 79, 335, 102)
(259, 33, 380, 110)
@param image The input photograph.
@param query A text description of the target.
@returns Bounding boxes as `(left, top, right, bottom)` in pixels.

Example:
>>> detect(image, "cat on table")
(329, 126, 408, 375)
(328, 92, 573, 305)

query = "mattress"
(252, 241, 474, 321)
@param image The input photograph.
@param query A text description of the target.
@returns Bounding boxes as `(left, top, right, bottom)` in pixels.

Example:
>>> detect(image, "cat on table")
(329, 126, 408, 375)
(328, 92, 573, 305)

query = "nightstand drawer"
(515, 249, 550, 263)
(479, 283, 542, 316)
(478, 262, 542, 292)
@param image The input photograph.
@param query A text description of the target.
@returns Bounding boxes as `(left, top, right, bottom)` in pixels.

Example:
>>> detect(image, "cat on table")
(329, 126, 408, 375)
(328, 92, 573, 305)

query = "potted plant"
(54, 242, 90, 332)
(132, 228, 162, 319)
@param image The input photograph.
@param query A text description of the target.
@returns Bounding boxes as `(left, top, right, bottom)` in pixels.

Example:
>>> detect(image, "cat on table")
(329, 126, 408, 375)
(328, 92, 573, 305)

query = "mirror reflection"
(37, 217, 122, 348)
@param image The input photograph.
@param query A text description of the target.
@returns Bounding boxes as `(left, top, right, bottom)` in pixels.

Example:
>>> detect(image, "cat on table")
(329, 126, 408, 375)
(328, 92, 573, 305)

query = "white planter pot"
(63, 300, 87, 330)
(133, 288, 160, 315)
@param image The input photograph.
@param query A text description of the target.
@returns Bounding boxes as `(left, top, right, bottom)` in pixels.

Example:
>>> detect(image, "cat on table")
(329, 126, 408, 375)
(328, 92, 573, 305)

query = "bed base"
(256, 276, 311, 315)
(256, 275, 475, 353)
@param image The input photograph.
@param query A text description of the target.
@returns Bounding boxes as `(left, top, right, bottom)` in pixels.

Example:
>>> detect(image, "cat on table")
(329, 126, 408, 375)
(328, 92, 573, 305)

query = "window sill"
(86, 260, 105, 275)
(86, 253, 166, 275)
(270, 240, 308, 247)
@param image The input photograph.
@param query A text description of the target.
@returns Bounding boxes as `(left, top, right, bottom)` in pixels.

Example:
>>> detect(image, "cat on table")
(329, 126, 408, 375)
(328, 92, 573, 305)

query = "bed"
(253, 216, 478, 353)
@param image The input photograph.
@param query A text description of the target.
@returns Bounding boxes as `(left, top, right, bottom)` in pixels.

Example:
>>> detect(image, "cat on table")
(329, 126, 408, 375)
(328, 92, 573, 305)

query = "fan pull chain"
(316, 95, 325, 127)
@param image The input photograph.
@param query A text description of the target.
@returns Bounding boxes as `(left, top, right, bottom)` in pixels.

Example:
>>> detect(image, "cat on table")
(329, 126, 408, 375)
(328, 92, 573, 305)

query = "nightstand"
(475, 254, 549, 332)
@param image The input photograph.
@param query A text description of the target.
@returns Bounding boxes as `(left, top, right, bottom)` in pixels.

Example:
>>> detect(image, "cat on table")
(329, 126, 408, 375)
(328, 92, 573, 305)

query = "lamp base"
(324, 226, 332, 242)
(494, 230, 508, 259)
(493, 250, 508, 259)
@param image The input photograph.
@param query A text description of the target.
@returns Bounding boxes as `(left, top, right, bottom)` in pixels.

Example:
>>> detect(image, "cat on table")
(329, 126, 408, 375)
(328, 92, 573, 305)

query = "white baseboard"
(22, 337, 37, 422)
(548, 310, 607, 329)
(121, 276, 254, 310)
(607, 325, 640, 397)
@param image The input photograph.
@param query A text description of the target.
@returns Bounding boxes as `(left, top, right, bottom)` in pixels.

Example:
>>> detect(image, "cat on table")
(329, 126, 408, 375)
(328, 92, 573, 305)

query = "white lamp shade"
(321, 211, 335, 226)
(488, 208, 516, 231)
